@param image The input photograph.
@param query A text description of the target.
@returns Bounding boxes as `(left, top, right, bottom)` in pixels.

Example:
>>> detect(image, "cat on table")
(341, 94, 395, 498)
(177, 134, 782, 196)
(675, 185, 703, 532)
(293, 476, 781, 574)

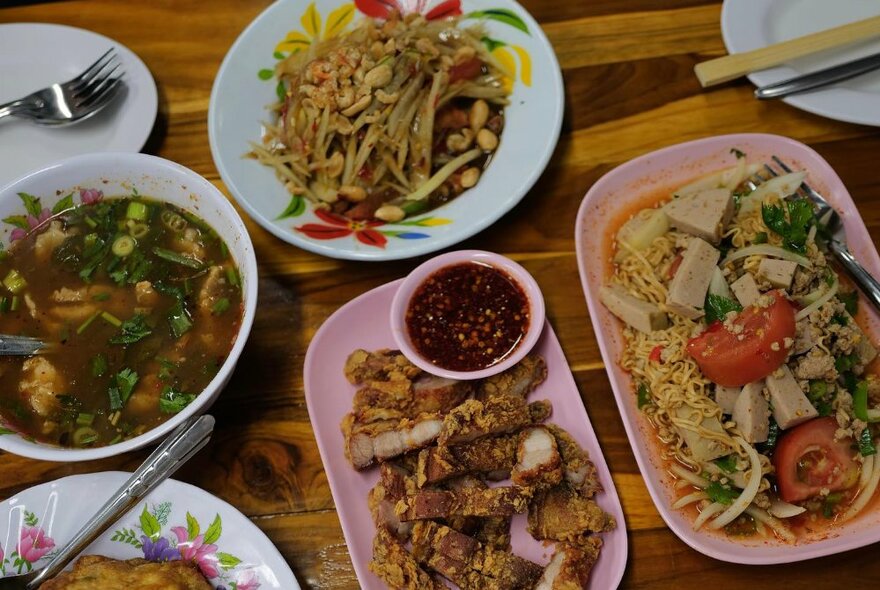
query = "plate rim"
(575, 131, 880, 564)
(303, 278, 628, 588)
(0, 22, 159, 188)
(207, 0, 565, 261)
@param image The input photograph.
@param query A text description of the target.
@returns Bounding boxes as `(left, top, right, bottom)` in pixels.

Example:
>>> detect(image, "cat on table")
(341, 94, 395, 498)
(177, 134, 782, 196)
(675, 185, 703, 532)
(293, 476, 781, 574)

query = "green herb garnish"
(705, 294, 743, 324)
(637, 383, 651, 409)
(109, 314, 152, 345)
(159, 386, 196, 414)
(706, 480, 739, 505)
(859, 427, 876, 457)
(761, 198, 814, 254)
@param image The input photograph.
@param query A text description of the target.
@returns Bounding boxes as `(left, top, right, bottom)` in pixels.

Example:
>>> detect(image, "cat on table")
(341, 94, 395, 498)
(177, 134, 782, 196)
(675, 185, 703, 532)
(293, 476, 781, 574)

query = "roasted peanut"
(341, 94, 371, 117)
(376, 89, 400, 104)
(311, 182, 338, 203)
(469, 99, 489, 132)
(337, 86, 355, 110)
(325, 152, 344, 178)
(476, 128, 498, 151)
(364, 63, 392, 88)
(338, 185, 367, 202)
(375, 205, 406, 222)
(446, 129, 474, 153)
(460, 167, 480, 188)
(370, 40, 384, 60)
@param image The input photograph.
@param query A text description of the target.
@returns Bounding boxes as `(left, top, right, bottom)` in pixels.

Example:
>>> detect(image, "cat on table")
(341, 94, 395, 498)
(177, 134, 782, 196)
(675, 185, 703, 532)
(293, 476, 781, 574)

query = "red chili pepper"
(668, 253, 683, 279)
(649, 345, 663, 363)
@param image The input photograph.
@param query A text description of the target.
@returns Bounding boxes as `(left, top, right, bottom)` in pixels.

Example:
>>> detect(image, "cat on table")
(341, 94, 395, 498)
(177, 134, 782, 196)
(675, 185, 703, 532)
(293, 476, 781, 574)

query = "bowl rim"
(207, 0, 566, 261)
(0, 152, 258, 462)
(389, 249, 545, 380)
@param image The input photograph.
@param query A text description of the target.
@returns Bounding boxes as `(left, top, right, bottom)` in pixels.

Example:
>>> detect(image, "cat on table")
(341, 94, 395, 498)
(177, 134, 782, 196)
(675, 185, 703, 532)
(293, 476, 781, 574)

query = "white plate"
(209, 0, 564, 260)
(0, 472, 298, 589)
(721, 0, 880, 126)
(0, 24, 158, 187)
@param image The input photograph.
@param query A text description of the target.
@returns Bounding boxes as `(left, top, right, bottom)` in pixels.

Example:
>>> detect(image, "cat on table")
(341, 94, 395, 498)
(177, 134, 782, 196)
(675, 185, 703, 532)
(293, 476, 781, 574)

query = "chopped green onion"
(84, 216, 98, 229)
(109, 434, 122, 445)
(219, 240, 229, 260)
(225, 266, 240, 289)
(168, 301, 193, 339)
(0, 297, 9, 313)
(211, 298, 231, 315)
(854, 381, 870, 422)
(92, 292, 111, 302)
(153, 247, 203, 269)
(10, 296, 19, 312)
(73, 426, 99, 446)
(75, 412, 95, 426)
(100, 311, 122, 327)
(76, 311, 102, 335)
(637, 383, 651, 409)
(91, 354, 108, 377)
(127, 221, 149, 239)
(112, 235, 136, 257)
(3, 269, 27, 294)
(126, 201, 148, 221)
(808, 380, 828, 402)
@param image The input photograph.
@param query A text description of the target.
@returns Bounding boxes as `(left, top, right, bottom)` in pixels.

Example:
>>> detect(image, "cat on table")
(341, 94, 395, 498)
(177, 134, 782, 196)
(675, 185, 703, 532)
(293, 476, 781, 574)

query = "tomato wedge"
(686, 290, 795, 387)
(773, 417, 859, 503)
(449, 57, 483, 83)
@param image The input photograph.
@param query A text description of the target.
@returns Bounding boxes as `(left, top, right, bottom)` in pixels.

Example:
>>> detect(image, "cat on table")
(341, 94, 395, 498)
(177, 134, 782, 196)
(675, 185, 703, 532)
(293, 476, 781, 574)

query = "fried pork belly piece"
(40, 555, 210, 590)
(355, 376, 472, 417)
(345, 348, 421, 384)
(443, 476, 512, 550)
(528, 485, 615, 544)
(438, 395, 551, 446)
(412, 375, 473, 413)
(396, 485, 531, 521)
(412, 521, 543, 589)
(477, 354, 548, 401)
(417, 435, 518, 486)
(369, 528, 445, 590)
(369, 462, 418, 540)
(546, 424, 603, 498)
(342, 412, 442, 469)
(512, 426, 563, 488)
(535, 539, 603, 590)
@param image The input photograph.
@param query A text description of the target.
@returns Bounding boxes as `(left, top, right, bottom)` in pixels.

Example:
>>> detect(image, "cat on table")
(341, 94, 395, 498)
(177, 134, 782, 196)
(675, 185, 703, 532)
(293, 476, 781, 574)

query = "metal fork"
(748, 156, 880, 313)
(0, 49, 124, 127)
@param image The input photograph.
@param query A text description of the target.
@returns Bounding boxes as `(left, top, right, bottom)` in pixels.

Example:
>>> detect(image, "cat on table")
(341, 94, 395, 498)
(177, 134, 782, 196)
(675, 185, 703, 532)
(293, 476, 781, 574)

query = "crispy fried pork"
(411, 521, 543, 589)
(534, 539, 603, 590)
(477, 354, 547, 401)
(354, 375, 471, 418)
(438, 396, 551, 446)
(342, 412, 443, 469)
(369, 528, 445, 590)
(369, 462, 418, 540)
(417, 435, 518, 486)
(512, 426, 563, 488)
(345, 348, 421, 384)
(40, 555, 210, 590)
(528, 485, 615, 544)
(546, 425, 603, 498)
(396, 486, 531, 521)
(442, 476, 512, 549)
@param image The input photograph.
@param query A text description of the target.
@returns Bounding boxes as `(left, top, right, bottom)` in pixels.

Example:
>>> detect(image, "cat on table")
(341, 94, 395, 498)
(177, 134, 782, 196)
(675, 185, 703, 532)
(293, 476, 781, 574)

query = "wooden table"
(2, 1, 880, 588)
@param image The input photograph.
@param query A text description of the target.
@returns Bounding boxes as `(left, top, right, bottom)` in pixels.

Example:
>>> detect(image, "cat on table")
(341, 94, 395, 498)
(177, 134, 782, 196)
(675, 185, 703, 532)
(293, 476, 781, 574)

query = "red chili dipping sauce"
(405, 262, 530, 372)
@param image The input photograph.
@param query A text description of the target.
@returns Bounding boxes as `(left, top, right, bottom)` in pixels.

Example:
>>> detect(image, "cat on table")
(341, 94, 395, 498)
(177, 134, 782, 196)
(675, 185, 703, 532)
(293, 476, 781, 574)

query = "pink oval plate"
(575, 132, 880, 564)
(304, 280, 627, 589)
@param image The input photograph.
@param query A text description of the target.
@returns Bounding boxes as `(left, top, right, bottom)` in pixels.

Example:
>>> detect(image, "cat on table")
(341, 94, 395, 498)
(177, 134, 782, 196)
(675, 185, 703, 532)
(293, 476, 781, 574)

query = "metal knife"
(754, 50, 880, 99)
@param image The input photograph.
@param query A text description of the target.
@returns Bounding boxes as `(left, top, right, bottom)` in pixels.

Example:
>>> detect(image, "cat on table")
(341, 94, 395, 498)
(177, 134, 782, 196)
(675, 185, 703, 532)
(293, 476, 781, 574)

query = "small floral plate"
(208, 0, 564, 260)
(0, 472, 298, 589)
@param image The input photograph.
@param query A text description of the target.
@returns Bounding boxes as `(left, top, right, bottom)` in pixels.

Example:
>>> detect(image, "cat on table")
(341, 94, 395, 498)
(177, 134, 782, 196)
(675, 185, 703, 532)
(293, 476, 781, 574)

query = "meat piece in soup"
(0, 196, 243, 447)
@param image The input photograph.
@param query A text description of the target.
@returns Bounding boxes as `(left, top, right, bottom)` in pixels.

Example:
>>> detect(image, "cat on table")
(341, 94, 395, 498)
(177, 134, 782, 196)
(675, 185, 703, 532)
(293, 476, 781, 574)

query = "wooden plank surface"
(2, 0, 880, 588)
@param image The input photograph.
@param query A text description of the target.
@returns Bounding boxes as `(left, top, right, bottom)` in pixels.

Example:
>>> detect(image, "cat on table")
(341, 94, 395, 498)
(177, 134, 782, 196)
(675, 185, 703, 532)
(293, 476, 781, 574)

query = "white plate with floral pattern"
(0, 472, 298, 589)
(208, 0, 564, 260)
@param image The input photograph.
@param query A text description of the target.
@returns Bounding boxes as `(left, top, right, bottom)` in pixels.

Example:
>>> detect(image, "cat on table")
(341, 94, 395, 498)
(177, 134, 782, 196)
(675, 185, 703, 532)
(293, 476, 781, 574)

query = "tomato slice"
(686, 290, 796, 387)
(449, 57, 483, 83)
(773, 417, 859, 503)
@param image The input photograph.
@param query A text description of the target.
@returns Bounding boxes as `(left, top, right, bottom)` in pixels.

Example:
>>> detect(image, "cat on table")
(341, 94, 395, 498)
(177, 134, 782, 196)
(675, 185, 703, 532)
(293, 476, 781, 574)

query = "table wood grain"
(2, 1, 880, 588)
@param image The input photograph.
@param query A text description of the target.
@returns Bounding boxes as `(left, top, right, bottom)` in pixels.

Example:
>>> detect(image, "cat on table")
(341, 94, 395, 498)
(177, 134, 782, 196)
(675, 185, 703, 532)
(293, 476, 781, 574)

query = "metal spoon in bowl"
(0, 336, 50, 356)
(0, 414, 215, 589)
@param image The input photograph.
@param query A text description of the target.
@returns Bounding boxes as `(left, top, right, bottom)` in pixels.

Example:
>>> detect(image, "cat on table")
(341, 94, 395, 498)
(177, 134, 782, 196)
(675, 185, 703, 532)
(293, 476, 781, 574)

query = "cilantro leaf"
(159, 386, 196, 414)
(859, 427, 876, 457)
(637, 383, 651, 409)
(109, 314, 152, 345)
(705, 293, 742, 324)
(839, 291, 858, 316)
(761, 198, 815, 254)
(108, 369, 139, 411)
(706, 480, 739, 505)
(714, 455, 738, 473)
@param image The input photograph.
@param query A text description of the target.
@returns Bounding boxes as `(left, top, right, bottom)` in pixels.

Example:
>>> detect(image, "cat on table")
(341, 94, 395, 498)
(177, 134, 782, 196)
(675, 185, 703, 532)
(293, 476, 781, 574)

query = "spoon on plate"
(0, 414, 215, 589)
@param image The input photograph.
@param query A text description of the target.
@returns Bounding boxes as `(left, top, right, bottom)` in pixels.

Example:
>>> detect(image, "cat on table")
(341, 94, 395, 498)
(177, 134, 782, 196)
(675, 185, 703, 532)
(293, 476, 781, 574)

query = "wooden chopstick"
(695, 15, 880, 87)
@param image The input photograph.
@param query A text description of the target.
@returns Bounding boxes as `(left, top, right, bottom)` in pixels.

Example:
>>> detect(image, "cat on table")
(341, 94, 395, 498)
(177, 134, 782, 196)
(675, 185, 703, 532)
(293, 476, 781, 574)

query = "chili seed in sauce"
(405, 262, 530, 371)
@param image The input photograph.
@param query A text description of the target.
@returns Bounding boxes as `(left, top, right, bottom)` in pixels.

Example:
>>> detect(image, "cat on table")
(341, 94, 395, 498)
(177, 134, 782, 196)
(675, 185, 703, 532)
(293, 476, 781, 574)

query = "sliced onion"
(795, 275, 838, 322)
(709, 266, 732, 299)
(844, 445, 880, 521)
(859, 454, 875, 490)
(693, 502, 726, 530)
(708, 438, 762, 529)
(745, 506, 796, 543)
(721, 244, 812, 269)
(673, 491, 709, 509)
(768, 499, 806, 518)
(738, 172, 807, 216)
(670, 463, 710, 488)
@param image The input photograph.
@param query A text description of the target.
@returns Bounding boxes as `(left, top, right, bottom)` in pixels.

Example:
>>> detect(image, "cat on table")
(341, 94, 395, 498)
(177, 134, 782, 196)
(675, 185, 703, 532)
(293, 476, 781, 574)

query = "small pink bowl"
(390, 250, 545, 380)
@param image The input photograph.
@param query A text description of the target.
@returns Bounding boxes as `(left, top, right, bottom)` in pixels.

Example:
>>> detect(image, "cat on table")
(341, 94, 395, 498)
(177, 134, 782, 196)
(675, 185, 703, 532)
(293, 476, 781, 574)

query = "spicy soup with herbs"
(0, 195, 243, 448)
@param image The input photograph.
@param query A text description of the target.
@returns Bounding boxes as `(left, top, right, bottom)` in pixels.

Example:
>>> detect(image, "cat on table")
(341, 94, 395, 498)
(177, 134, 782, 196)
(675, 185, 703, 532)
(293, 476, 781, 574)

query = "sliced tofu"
(600, 285, 669, 333)
(732, 381, 769, 443)
(672, 405, 731, 462)
(758, 259, 798, 290)
(714, 384, 740, 415)
(730, 273, 760, 308)
(662, 188, 734, 244)
(666, 238, 720, 320)
(766, 365, 818, 429)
